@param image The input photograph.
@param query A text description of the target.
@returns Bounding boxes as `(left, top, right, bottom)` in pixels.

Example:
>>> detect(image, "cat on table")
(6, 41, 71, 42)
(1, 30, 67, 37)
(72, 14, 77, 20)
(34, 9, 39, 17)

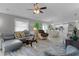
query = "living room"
(0, 3, 79, 56)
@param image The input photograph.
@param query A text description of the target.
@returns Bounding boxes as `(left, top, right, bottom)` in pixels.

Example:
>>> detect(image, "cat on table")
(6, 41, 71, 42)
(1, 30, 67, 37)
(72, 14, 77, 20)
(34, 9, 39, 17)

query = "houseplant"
(33, 20, 42, 30)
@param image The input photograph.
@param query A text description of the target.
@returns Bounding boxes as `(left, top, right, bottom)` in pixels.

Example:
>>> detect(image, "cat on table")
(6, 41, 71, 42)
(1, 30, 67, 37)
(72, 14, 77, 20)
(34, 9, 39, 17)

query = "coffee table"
(20, 36, 37, 47)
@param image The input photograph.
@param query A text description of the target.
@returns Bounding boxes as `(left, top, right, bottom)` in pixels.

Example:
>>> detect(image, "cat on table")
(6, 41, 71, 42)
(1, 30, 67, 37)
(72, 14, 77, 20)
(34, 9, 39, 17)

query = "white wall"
(0, 13, 49, 33)
(0, 13, 15, 33)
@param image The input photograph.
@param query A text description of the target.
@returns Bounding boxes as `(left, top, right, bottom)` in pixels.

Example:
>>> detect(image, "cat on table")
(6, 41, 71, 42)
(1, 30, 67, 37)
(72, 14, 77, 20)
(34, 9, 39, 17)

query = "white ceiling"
(0, 3, 79, 24)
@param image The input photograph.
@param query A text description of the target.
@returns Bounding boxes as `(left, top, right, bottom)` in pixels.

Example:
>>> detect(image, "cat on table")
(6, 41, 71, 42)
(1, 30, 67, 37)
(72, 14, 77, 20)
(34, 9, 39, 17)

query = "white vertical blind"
(15, 20, 29, 31)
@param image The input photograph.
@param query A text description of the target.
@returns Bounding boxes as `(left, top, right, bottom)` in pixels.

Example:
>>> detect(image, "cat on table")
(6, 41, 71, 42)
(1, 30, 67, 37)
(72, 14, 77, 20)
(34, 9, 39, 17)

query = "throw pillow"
(14, 32, 22, 39)
(20, 32, 26, 38)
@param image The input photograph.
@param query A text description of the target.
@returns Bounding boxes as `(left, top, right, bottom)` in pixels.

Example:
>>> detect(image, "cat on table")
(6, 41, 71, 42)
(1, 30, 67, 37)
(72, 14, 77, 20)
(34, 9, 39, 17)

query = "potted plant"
(33, 20, 42, 30)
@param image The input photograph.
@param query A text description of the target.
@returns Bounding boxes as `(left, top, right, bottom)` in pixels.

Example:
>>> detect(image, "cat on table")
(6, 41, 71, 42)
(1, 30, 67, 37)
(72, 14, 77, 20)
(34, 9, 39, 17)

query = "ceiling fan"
(28, 3, 47, 14)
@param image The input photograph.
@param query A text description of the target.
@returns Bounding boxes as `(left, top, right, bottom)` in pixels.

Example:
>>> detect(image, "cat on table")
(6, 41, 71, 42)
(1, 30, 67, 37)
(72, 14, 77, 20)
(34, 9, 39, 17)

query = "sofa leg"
(33, 40, 37, 43)
(30, 43, 32, 47)
(36, 40, 38, 43)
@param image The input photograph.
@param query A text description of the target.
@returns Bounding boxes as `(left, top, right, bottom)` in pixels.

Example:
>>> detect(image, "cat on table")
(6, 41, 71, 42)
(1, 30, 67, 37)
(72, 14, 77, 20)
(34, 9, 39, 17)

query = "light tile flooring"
(5, 38, 66, 56)
(0, 50, 4, 56)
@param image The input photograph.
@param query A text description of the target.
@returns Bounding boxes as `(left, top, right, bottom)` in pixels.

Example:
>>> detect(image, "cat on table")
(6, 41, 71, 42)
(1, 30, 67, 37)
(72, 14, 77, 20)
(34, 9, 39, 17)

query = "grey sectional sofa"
(1, 32, 23, 52)
(1, 30, 35, 54)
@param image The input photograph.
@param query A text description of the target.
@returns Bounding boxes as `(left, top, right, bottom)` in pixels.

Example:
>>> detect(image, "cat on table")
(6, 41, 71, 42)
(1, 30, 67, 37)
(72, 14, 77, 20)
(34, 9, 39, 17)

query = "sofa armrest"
(0, 37, 4, 54)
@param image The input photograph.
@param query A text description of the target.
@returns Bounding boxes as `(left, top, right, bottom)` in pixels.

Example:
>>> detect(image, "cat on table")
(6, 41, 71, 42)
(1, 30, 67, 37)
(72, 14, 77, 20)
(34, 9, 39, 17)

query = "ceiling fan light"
(33, 10, 40, 14)
(36, 10, 40, 14)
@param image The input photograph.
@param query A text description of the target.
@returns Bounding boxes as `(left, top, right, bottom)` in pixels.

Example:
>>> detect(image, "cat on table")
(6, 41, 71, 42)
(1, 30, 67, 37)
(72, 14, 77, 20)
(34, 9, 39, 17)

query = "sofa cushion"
(24, 30, 29, 34)
(23, 30, 30, 37)
(2, 33, 15, 41)
(3, 39, 23, 52)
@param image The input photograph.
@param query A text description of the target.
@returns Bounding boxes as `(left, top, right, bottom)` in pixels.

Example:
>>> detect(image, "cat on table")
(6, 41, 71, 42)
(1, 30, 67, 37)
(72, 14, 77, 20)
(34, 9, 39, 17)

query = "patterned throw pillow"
(20, 32, 26, 38)
(14, 32, 22, 39)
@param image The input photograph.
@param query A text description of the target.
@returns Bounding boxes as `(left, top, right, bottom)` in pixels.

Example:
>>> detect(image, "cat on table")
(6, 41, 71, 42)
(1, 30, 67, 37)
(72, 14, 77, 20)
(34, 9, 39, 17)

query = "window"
(42, 23, 48, 32)
(15, 20, 29, 31)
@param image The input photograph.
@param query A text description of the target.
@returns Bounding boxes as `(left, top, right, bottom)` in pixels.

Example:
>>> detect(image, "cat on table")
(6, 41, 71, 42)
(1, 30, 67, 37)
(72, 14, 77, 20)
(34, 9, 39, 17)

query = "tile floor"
(5, 38, 66, 56)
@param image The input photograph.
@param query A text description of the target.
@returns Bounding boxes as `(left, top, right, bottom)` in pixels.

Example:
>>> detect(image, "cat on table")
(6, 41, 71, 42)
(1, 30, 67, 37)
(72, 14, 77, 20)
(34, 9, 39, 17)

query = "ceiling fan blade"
(40, 10, 44, 13)
(40, 7, 47, 9)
